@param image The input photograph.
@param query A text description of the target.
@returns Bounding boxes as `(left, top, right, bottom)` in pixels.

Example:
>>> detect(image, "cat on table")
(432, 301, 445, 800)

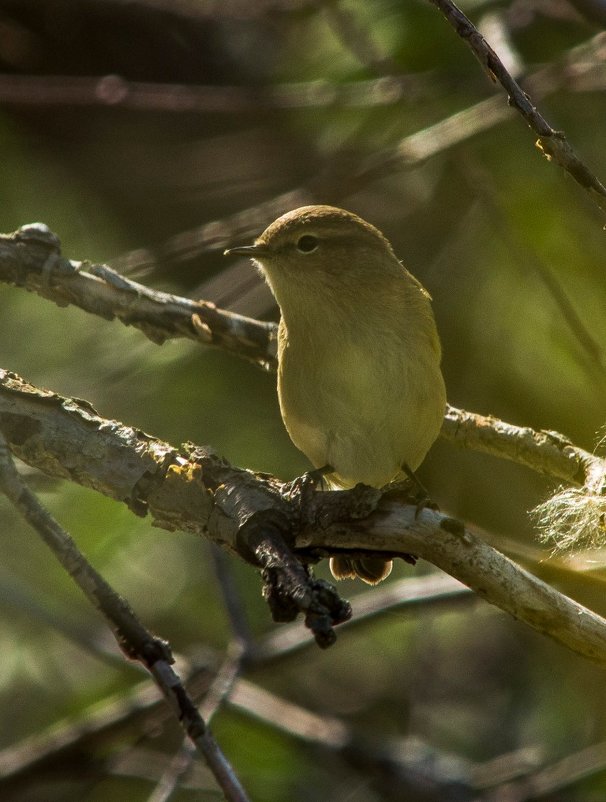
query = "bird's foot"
(284, 464, 332, 504)
(387, 463, 439, 518)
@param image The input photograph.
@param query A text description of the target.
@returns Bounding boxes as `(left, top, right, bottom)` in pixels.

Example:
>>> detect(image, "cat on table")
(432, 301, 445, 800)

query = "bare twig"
(100, 32, 605, 278)
(199, 641, 248, 723)
(146, 640, 247, 802)
(0, 71, 435, 112)
(427, 0, 606, 213)
(0, 433, 250, 802)
(0, 664, 212, 786)
(149, 637, 248, 801)
(501, 739, 606, 799)
(0, 573, 472, 789)
(145, 741, 198, 802)
(228, 680, 475, 800)
(0, 223, 276, 369)
(440, 404, 603, 487)
(209, 546, 255, 648)
(255, 571, 473, 659)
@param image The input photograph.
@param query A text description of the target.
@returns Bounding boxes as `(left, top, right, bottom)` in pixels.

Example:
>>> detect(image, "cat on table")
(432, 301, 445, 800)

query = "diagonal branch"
(1, 225, 604, 495)
(298, 494, 606, 667)
(0, 368, 350, 645)
(428, 0, 606, 214)
(0, 431, 250, 802)
(2, 368, 606, 665)
(104, 31, 606, 274)
(0, 574, 473, 790)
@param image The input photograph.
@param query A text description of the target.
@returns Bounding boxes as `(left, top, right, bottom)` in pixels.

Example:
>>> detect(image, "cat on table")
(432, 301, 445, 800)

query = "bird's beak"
(224, 243, 269, 257)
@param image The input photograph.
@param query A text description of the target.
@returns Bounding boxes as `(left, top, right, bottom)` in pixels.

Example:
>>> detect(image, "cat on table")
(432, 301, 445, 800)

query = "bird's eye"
(296, 235, 319, 253)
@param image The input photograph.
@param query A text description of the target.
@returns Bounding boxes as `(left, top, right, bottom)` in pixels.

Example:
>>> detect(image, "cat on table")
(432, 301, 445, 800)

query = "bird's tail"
(329, 555, 392, 585)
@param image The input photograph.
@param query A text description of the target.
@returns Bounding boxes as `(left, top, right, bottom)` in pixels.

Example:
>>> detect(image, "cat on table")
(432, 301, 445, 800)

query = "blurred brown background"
(2, 1, 606, 800)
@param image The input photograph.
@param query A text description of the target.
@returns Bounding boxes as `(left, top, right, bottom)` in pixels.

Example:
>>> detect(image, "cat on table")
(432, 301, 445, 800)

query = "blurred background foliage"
(1, 0, 606, 799)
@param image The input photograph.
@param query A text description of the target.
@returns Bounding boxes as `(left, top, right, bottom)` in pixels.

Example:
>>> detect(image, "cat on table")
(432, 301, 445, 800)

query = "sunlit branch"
(2, 369, 606, 667)
(428, 0, 606, 213)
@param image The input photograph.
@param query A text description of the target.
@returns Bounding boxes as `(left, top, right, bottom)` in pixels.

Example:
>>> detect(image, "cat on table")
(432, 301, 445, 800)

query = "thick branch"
(297, 496, 606, 667)
(2, 368, 606, 666)
(1, 225, 604, 492)
(0, 368, 349, 645)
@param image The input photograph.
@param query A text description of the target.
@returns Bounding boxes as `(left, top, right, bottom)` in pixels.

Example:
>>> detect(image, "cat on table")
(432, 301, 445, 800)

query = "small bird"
(225, 205, 446, 584)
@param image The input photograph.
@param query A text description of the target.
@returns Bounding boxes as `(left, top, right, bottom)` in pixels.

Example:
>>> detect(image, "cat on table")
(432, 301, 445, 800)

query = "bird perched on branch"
(226, 205, 445, 584)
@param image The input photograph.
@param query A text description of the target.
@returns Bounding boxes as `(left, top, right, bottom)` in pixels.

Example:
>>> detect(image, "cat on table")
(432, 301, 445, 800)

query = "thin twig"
(210, 546, 255, 648)
(440, 404, 601, 486)
(0, 432, 250, 802)
(145, 741, 197, 802)
(503, 739, 606, 799)
(104, 32, 606, 276)
(148, 547, 252, 802)
(0, 71, 436, 112)
(0, 574, 473, 787)
(0, 664, 212, 785)
(227, 679, 475, 800)
(428, 0, 606, 213)
(142, 641, 247, 802)
(199, 640, 248, 723)
(255, 572, 472, 660)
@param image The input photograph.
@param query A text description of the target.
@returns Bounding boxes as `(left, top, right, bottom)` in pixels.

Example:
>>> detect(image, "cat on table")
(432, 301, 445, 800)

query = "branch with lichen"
(443, 406, 606, 554)
(2, 223, 606, 557)
(0, 223, 276, 369)
(2, 368, 606, 664)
